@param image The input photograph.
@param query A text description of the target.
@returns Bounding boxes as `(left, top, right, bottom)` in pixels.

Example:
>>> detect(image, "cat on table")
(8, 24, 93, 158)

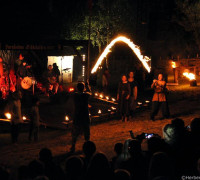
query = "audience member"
(39, 148, 64, 180)
(82, 141, 96, 169)
(111, 143, 123, 170)
(65, 156, 84, 180)
(114, 169, 130, 180)
(148, 152, 173, 180)
(86, 152, 113, 180)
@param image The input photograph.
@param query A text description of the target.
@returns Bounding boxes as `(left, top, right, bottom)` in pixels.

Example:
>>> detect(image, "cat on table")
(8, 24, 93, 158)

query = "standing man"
(150, 73, 170, 120)
(70, 82, 91, 152)
(5, 91, 23, 144)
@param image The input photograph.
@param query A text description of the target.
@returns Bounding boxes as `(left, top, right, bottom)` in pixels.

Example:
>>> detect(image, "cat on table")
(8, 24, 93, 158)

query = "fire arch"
(91, 36, 151, 74)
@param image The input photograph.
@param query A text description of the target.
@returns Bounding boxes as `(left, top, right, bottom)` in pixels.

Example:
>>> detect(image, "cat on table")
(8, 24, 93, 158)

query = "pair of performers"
(117, 72, 169, 121)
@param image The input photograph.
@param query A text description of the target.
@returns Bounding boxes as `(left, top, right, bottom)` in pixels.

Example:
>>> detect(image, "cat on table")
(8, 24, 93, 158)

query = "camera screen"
(145, 133, 154, 139)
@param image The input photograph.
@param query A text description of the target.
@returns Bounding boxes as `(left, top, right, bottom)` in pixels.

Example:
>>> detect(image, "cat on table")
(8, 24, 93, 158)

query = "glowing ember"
(95, 93, 98, 96)
(183, 72, 196, 80)
(112, 98, 116, 102)
(111, 106, 116, 110)
(22, 116, 27, 120)
(99, 94, 103, 99)
(69, 87, 75, 92)
(172, 61, 176, 68)
(106, 96, 109, 100)
(65, 116, 69, 121)
(5, 113, 11, 120)
(91, 36, 151, 73)
(98, 109, 102, 114)
(138, 102, 142, 105)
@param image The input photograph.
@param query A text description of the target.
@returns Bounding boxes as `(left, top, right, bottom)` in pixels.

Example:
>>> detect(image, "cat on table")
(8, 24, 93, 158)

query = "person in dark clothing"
(117, 75, 131, 122)
(39, 148, 65, 180)
(82, 141, 96, 170)
(86, 152, 113, 180)
(128, 71, 138, 118)
(65, 156, 84, 180)
(52, 63, 60, 83)
(119, 139, 147, 180)
(29, 96, 40, 142)
(111, 143, 123, 170)
(4, 91, 23, 143)
(70, 82, 91, 152)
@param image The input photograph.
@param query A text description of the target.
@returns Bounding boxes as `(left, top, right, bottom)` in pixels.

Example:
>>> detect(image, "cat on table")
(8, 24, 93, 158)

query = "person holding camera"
(150, 73, 170, 120)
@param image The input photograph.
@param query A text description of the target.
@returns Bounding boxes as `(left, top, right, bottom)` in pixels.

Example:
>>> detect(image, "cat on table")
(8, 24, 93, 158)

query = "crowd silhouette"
(0, 118, 200, 180)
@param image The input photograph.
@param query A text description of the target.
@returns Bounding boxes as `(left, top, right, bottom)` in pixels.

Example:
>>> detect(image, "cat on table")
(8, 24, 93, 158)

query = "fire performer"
(117, 75, 131, 122)
(70, 82, 91, 152)
(128, 71, 138, 118)
(150, 73, 170, 121)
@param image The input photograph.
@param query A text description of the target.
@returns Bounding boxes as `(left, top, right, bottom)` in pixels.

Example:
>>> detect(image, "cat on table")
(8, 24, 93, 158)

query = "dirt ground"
(0, 84, 200, 171)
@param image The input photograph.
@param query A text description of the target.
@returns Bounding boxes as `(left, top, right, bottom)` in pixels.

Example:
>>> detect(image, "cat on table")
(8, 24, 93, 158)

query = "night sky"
(0, 0, 197, 59)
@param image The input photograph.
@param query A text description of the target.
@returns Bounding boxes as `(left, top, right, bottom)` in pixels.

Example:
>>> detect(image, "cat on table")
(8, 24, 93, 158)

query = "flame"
(91, 36, 151, 73)
(112, 98, 116, 102)
(98, 109, 102, 114)
(172, 61, 176, 68)
(183, 72, 196, 80)
(65, 116, 69, 121)
(22, 116, 27, 120)
(69, 87, 75, 92)
(5, 113, 11, 120)
(105, 96, 109, 100)
(99, 94, 103, 99)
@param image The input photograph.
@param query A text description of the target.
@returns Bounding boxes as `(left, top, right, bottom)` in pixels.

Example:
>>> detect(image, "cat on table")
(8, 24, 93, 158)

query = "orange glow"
(183, 72, 196, 80)
(91, 36, 151, 73)
(99, 94, 103, 99)
(65, 116, 69, 121)
(22, 116, 27, 120)
(19, 54, 24, 60)
(112, 98, 116, 102)
(106, 96, 109, 100)
(172, 61, 176, 68)
(69, 87, 75, 92)
(5, 113, 11, 120)
(98, 109, 102, 114)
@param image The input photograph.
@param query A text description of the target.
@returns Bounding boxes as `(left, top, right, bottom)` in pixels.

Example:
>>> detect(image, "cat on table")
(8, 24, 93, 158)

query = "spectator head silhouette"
(149, 152, 172, 180)
(114, 143, 123, 156)
(128, 139, 141, 156)
(83, 141, 96, 158)
(65, 156, 83, 179)
(147, 137, 166, 155)
(191, 118, 200, 135)
(171, 118, 185, 130)
(77, 82, 85, 92)
(114, 169, 130, 180)
(39, 148, 53, 163)
(28, 160, 44, 179)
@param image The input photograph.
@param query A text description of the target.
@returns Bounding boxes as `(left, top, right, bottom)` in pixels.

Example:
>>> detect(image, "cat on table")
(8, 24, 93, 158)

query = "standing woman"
(128, 71, 138, 118)
(117, 75, 131, 122)
(150, 74, 170, 120)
